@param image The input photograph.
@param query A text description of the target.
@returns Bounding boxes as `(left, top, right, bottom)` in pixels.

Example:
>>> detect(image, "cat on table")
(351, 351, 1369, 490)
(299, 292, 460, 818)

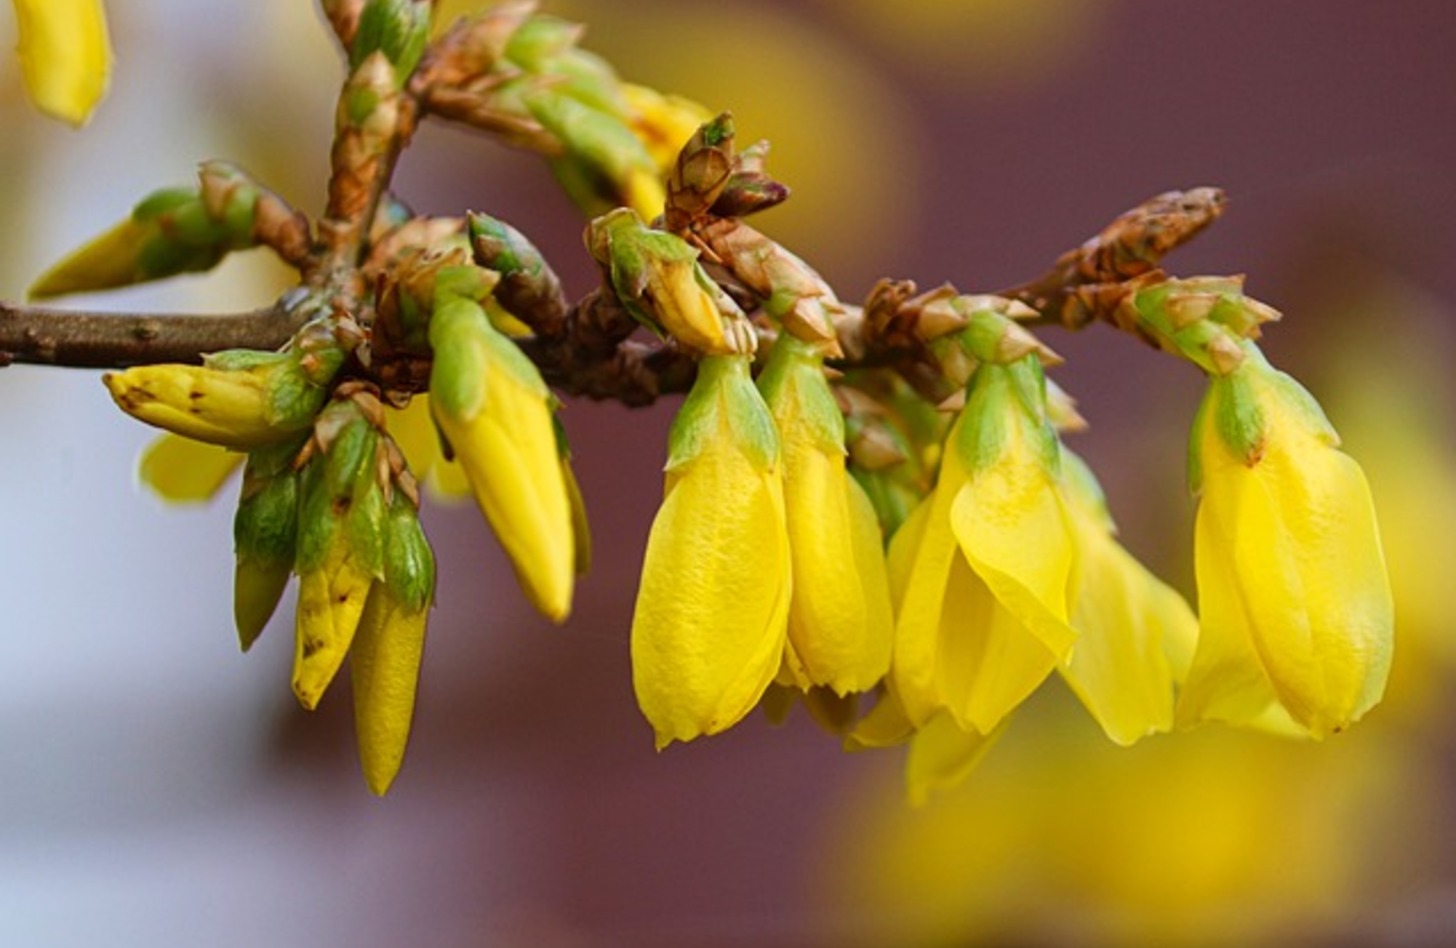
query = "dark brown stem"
(0, 301, 304, 368)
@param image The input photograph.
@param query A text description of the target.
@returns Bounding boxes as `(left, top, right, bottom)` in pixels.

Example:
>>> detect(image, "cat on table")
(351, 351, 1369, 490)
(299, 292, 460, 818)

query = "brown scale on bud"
(413, 1, 536, 89)
(1003, 188, 1226, 330)
(666, 114, 738, 233)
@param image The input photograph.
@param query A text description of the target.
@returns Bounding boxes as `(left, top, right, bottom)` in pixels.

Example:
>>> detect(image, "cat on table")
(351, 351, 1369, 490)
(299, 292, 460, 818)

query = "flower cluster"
(21, 0, 1394, 798)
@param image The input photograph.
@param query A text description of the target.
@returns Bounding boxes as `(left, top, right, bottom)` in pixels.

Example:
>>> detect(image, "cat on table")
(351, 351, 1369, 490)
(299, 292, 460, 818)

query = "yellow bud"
(429, 310, 575, 621)
(647, 254, 732, 355)
(103, 363, 278, 448)
(350, 584, 428, 796)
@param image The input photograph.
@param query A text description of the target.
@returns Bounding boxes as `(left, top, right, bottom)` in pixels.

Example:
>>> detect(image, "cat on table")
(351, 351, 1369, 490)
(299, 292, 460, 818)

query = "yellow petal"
(844, 686, 916, 751)
(891, 476, 962, 727)
(138, 433, 242, 503)
(886, 493, 933, 612)
(653, 257, 730, 354)
(350, 587, 428, 796)
(622, 82, 714, 172)
(949, 450, 1077, 661)
(905, 712, 1007, 808)
(15, 0, 111, 126)
(292, 551, 374, 710)
(935, 551, 1057, 734)
(388, 397, 470, 501)
(630, 436, 791, 748)
(781, 435, 893, 694)
(1061, 510, 1193, 745)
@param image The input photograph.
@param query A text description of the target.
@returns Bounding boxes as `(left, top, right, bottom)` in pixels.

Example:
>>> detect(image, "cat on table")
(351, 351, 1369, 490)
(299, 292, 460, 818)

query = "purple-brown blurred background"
(2, 2, 1454, 945)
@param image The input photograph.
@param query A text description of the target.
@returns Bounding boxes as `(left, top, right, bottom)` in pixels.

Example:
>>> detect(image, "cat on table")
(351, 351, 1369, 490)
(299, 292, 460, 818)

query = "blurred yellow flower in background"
(12, 0, 110, 125)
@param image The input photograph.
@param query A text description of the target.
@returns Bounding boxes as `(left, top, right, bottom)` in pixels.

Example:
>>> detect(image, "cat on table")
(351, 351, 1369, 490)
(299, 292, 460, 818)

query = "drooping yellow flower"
(757, 335, 894, 696)
(892, 356, 1078, 735)
(429, 295, 575, 621)
(631, 354, 792, 748)
(1177, 346, 1393, 738)
(13, 0, 111, 126)
(1059, 449, 1198, 745)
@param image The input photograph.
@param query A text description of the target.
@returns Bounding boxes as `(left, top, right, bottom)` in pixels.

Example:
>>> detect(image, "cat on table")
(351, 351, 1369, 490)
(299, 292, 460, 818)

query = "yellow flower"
(429, 296, 575, 621)
(621, 82, 715, 174)
(13, 0, 111, 126)
(892, 357, 1078, 735)
(757, 335, 894, 696)
(631, 354, 792, 748)
(1177, 348, 1394, 738)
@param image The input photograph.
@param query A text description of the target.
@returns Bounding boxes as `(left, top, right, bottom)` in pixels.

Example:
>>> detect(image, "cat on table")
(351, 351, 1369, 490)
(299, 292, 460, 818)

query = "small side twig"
(1001, 187, 1226, 328)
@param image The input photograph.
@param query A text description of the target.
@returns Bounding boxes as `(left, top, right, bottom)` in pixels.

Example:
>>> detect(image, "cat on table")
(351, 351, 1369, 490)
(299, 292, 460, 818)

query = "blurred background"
(1, 1, 1454, 945)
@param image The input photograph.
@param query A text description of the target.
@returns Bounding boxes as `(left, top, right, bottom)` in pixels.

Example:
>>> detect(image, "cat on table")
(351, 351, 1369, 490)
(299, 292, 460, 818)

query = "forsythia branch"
(0, 189, 1223, 387)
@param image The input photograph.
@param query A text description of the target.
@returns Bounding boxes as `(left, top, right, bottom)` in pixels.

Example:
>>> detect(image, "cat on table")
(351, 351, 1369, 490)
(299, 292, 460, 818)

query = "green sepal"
(503, 15, 581, 69)
(346, 439, 388, 582)
(133, 188, 197, 221)
(1211, 369, 1267, 467)
(953, 357, 1059, 476)
(233, 559, 293, 652)
(667, 354, 779, 473)
(433, 263, 496, 308)
(428, 300, 492, 421)
(755, 334, 845, 455)
(295, 413, 373, 572)
(352, 0, 431, 82)
(203, 349, 289, 372)
(592, 208, 702, 335)
(382, 496, 436, 612)
(526, 91, 657, 194)
(235, 455, 301, 564)
(267, 361, 331, 432)
(468, 213, 554, 288)
(232, 440, 305, 650)
(429, 297, 550, 423)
